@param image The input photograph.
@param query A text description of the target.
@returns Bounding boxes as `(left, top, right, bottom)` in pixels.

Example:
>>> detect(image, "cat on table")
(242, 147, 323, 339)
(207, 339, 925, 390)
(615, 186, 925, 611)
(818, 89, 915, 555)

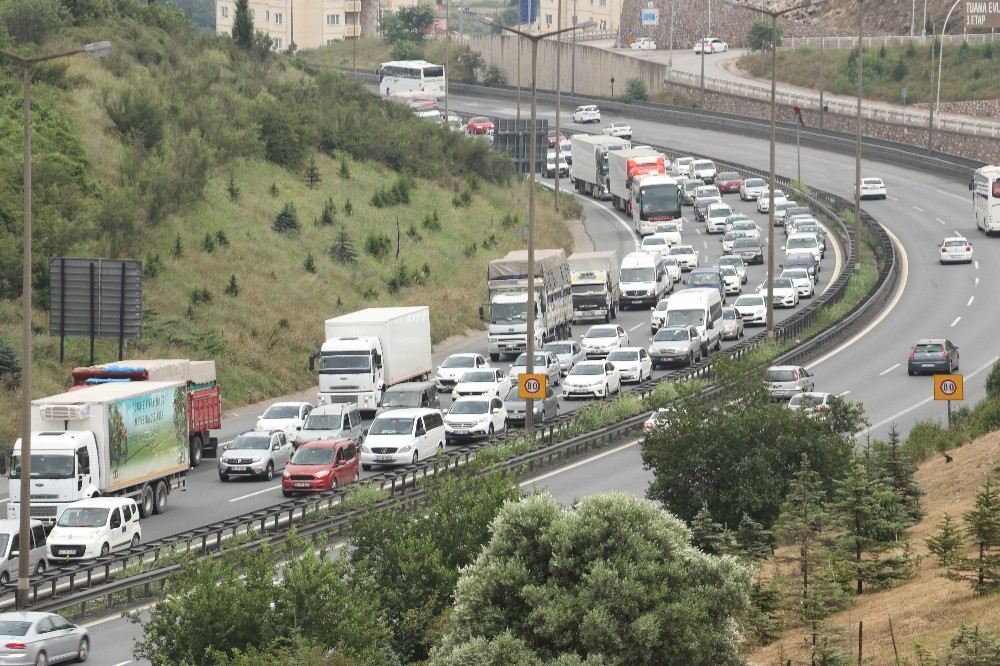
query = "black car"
(685, 267, 726, 301)
(783, 251, 819, 280)
(732, 237, 764, 264)
(907, 338, 959, 376)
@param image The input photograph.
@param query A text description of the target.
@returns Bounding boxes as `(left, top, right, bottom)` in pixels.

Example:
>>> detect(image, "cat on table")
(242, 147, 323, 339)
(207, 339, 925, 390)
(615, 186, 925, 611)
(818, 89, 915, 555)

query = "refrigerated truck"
(71, 359, 221, 466)
(570, 134, 631, 200)
(8, 381, 189, 523)
(310, 307, 432, 414)
(608, 148, 666, 214)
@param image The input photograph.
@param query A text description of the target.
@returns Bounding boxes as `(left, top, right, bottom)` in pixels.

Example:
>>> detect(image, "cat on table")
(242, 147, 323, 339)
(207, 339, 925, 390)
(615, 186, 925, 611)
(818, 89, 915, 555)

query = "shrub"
(303, 156, 321, 189)
(328, 226, 357, 264)
(422, 209, 441, 231)
(365, 233, 392, 259)
(0, 338, 20, 391)
(391, 40, 424, 61)
(226, 175, 240, 201)
(273, 203, 300, 234)
(344, 199, 353, 216)
(316, 198, 336, 226)
(903, 420, 963, 462)
(215, 230, 229, 247)
(624, 78, 649, 101)
(143, 253, 162, 279)
(0, 0, 67, 44)
(890, 59, 907, 82)
(370, 175, 415, 208)
(202, 233, 215, 253)
(986, 361, 1000, 399)
(747, 19, 782, 53)
(969, 397, 1000, 437)
(224, 275, 239, 297)
(339, 158, 350, 180)
(102, 84, 166, 151)
(172, 234, 184, 258)
(482, 65, 507, 86)
(189, 287, 213, 306)
(304, 252, 316, 273)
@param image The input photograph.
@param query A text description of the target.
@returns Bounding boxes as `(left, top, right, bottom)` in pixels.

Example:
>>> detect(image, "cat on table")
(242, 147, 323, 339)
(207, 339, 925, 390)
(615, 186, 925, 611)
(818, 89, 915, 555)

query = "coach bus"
(376, 60, 446, 98)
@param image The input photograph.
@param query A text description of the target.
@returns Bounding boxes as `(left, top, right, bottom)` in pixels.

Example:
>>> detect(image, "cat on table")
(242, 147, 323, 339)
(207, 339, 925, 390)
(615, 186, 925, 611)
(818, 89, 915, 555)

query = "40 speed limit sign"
(518, 373, 547, 400)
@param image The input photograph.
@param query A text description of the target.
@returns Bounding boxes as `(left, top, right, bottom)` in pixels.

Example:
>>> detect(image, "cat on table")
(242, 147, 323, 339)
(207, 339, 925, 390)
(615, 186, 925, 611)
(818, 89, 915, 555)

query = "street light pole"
(555, 0, 563, 212)
(0, 41, 111, 610)
(935, 0, 964, 123)
(855, 0, 863, 252)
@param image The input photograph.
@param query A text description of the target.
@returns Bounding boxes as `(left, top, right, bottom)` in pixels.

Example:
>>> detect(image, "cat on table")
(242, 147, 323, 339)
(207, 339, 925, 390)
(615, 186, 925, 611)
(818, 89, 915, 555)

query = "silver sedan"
(0, 612, 90, 665)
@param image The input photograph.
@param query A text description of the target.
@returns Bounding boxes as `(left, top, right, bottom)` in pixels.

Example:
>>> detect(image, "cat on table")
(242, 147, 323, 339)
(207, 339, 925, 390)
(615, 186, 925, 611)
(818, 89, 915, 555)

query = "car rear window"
(944, 240, 967, 247)
(767, 368, 797, 382)
(718, 172, 739, 180)
(915, 343, 943, 353)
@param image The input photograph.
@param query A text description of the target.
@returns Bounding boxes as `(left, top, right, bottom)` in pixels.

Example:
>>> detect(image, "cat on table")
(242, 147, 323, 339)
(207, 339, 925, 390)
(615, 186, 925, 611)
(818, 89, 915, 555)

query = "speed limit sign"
(518, 373, 547, 400)
(934, 374, 964, 401)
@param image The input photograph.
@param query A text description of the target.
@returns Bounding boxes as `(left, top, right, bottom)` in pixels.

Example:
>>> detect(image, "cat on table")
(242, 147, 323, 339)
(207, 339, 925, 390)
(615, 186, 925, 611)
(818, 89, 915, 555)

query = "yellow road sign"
(933, 373, 964, 401)
(518, 373, 547, 400)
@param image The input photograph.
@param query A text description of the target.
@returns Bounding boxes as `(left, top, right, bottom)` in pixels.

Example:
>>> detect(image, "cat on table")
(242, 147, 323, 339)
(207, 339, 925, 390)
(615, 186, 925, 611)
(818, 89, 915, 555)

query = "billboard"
(107, 385, 189, 492)
(519, 0, 539, 24)
(49, 257, 143, 340)
(641, 7, 660, 25)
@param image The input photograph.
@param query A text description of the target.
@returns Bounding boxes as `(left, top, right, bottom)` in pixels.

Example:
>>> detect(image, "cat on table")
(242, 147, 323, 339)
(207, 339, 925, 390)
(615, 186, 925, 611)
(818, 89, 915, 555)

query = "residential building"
(538, 0, 621, 34)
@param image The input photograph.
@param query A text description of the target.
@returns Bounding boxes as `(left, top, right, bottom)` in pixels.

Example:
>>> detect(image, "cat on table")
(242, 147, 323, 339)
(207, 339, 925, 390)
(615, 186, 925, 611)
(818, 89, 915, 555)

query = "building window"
(220, 5, 229, 18)
(274, 12, 282, 25)
(327, 39, 336, 45)
(327, 13, 340, 25)
(545, 13, 552, 23)
(274, 37, 283, 50)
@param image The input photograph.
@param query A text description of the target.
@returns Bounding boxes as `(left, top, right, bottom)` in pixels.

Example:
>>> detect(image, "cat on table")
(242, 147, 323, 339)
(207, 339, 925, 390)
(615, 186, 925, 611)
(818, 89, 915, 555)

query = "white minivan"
(619, 252, 672, 309)
(360, 407, 445, 470)
(47, 497, 141, 561)
(664, 288, 724, 355)
(0, 519, 48, 584)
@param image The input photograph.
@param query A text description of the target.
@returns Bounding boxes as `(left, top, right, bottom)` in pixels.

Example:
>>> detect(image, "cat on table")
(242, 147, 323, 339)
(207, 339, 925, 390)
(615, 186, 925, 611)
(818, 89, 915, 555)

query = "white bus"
(377, 60, 446, 98)
(973, 164, 1000, 235)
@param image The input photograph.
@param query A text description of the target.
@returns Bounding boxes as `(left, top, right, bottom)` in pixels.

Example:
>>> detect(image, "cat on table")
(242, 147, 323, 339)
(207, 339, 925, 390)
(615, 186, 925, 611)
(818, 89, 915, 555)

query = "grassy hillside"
(0, 3, 573, 445)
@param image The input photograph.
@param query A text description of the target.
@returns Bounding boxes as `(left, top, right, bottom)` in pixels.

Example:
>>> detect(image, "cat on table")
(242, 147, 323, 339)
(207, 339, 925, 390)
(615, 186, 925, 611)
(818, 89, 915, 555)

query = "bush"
(0, 339, 20, 391)
(365, 233, 392, 259)
(624, 78, 649, 101)
(969, 397, 1000, 437)
(747, 19, 782, 53)
(890, 59, 907, 82)
(0, 0, 67, 44)
(481, 65, 507, 86)
(391, 40, 424, 61)
(986, 361, 1000, 399)
(370, 175, 415, 208)
(903, 420, 963, 462)
(103, 84, 166, 151)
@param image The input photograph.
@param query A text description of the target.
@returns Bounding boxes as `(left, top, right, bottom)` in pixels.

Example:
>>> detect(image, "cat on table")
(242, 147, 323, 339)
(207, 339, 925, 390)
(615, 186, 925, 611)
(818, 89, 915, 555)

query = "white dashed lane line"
(912, 205, 925, 213)
(968, 296, 975, 307)
(629, 323, 645, 332)
(936, 217, 946, 225)
(951, 316, 962, 327)
(879, 363, 899, 376)
(838, 390, 851, 397)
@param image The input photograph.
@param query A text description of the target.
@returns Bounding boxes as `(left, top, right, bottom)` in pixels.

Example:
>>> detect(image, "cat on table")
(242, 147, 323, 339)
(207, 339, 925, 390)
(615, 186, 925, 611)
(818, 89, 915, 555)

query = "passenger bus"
(973, 164, 1000, 235)
(376, 60, 446, 98)
(631, 173, 683, 236)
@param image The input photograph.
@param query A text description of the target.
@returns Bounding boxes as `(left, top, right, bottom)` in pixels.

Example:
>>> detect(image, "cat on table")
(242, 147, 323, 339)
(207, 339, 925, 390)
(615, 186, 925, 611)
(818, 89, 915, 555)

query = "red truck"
(71, 359, 221, 467)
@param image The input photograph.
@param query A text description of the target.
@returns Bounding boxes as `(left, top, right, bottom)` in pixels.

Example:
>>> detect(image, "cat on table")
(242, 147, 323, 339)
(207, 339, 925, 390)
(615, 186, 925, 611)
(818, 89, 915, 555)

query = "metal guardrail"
(784, 33, 1000, 49)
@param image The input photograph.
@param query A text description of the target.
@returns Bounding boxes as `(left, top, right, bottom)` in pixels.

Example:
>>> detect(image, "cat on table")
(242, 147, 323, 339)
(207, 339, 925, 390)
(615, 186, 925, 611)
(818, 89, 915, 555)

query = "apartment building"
(537, 0, 621, 33)
(215, 0, 418, 51)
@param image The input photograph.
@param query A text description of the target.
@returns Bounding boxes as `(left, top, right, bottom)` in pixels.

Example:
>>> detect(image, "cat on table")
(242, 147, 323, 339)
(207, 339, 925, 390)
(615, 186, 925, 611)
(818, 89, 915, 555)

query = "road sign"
(518, 373, 547, 400)
(641, 7, 660, 25)
(965, 1, 1000, 28)
(934, 373, 964, 401)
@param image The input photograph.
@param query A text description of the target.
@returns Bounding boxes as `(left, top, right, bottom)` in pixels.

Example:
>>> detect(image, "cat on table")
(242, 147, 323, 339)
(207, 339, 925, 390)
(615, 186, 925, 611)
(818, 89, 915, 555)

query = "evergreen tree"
(303, 156, 321, 189)
(328, 226, 357, 264)
(344, 199, 353, 216)
(926, 512, 964, 568)
(172, 233, 183, 258)
(690, 503, 733, 555)
(225, 274, 240, 297)
(736, 512, 773, 559)
(232, 0, 254, 50)
(0, 338, 20, 390)
(959, 473, 1000, 594)
(273, 203, 299, 234)
(226, 174, 240, 201)
(316, 198, 336, 226)
(304, 252, 316, 274)
(869, 424, 923, 524)
(800, 567, 852, 659)
(339, 157, 351, 180)
(775, 454, 829, 597)
(202, 232, 215, 253)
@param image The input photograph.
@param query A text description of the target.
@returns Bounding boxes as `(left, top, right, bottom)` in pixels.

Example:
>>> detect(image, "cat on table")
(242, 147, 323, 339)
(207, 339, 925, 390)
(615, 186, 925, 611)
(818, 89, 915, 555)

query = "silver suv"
(765, 365, 814, 400)
(219, 430, 293, 482)
(293, 403, 363, 447)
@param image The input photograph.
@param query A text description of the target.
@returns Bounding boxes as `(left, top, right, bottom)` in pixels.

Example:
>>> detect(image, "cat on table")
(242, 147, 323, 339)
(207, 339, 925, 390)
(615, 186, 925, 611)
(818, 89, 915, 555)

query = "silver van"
(293, 403, 363, 448)
(377, 381, 441, 416)
(0, 519, 48, 584)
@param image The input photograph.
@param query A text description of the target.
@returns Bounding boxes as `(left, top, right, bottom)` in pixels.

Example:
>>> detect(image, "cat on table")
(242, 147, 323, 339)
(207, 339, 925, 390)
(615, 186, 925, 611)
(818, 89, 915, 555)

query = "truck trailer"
(568, 251, 621, 323)
(570, 134, 631, 200)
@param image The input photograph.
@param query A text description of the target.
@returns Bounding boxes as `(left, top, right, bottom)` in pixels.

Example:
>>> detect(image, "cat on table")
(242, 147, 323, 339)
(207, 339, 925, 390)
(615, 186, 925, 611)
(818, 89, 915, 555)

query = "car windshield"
(303, 414, 342, 430)
(460, 371, 497, 383)
(642, 237, 667, 246)
(513, 353, 547, 366)
(734, 239, 758, 249)
(9, 454, 75, 480)
(441, 356, 477, 368)
(544, 342, 573, 354)
(723, 309, 737, 320)
(606, 350, 638, 362)
(693, 160, 715, 170)
(586, 328, 617, 338)
(718, 172, 739, 180)
(666, 309, 704, 327)
(570, 364, 604, 376)
(720, 267, 737, 276)
(654, 328, 690, 341)
(733, 222, 756, 231)
(863, 178, 882, 185)
(381, 391, 421, 408)
(688, 273, 719, 287)
(799, 225, 822, 235)
(656, 223, 680, 233)
(783, 270, 809, 280)
(736, 296, 764, 307)
(788, 237, 816, 248)
(767, 368, 797, 382)
(369, 417, 414, 436)
(262, 405, 300, 419)
(774, 278, 794, 289)
(718, 257, 742, 267)
(450, 400, 490, 415)
(57, 507, 109, 528)
(708, 208, 730, 218)
(319, 354, 371, 373)
(791, 394, 826, 408)
(944, 239, 967, 248)
(291, 447, 335, 465)
(0, 621, 32, 636)
(662, 257, 678, 266)
(670, 246, 693, 255)
(233, 434, 271, 450)
(915, 343, 944, 353)
(745, 178, 766, 188)
(696, 187, 716, 197)
(621, 267, 654, 282)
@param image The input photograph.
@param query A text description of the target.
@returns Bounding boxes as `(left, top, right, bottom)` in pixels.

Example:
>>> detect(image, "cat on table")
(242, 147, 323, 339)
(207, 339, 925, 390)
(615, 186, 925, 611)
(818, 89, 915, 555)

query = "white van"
(619, 252, 671, 309)
(47, 497, 141, 561)
(664, 288, 724, 354)
(360, 407, 445, 470)
(0, 519, 48, 584)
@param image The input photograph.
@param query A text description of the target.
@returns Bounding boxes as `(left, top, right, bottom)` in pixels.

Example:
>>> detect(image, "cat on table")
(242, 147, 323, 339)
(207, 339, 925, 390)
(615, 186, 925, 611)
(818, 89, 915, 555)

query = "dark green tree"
(225, 274, 240, 297)
(344, 199, 353, 216)
(316, 198, 336, 226)
(339, 157, 351, 180)
(381, 6, 435, 44)
(0, 0, 67, 44)
(0, 338, 20, 390)
(986, 360, 1000, 399)
(926, 512, 964, 568)
(623, 78, 649, 101)
(775, 454, 830, 597)
(959, 473, 1000, 594)
(690, 503, 732, 555)
(231, 0, 254, 50)
(273, 203, 300, 234)
(202, 232, 215, 253)
(227, 174, 240, 201)
(328, 227, 357, 264)
(735, 512, 773, 559)
(869, 423, 923, 524)
(943, 623, 1000, 664)
(747, 18, 782, 53)
(303, 156, 321, 189)
(172, 233, 184, 258)
(304, 252, 316, 273)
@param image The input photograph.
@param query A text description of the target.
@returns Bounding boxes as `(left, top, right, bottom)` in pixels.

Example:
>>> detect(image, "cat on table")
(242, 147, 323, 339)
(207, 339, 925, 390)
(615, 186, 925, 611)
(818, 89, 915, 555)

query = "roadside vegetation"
(738, 40, 1000, 105)
(0, 2, 573, 443)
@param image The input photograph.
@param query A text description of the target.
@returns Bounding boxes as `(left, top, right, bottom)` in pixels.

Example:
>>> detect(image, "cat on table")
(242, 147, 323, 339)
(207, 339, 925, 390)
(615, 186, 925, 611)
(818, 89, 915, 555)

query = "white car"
(721, 306, 744, 340)
(690, 159, 718, 183)
(740, 177, 768, 200)
(434, 353, 490, 392)
(650, 297, 670, 333)
(509, 351, 562, 387)
(444, 396, 507, 442)
(640, 234, 672, 258)
(47, 497, 141, 561)
(939, 236, 974, 264)
(561, 360, 622, 399)
(705, 203, 733, 234)
(573, 104, 601, 124)
(360, 408, 445, 468)
(716, 255, 747, 284)
(674, 156, 695, 177)
(780, 268, 815, 298)
(759, 276, 800, 308)
(643, 407, 672, 432)
(668, 244, 699, 270)
(255, 401, 314, 443)
(731, 220, 761, 240)
(757, 190, 787, 213)
(694, 37, 728, 54)
(452, 367, 511, 399)
(653, 221, 683, 245)
(660, 255, 683, 283)
(545, 151, 570, 178)
(543, 340, 586, 375)
(694, 185, 722, 205)
(857, 176, 887, 200)
(734, 293, 767, 325)
(719, 265, 742, 295)
(606, 347, 653, 383)
(603, 122, 632, 139)
(785, 233, 823, 263)
(581, 324, 630, 358)
(787, 391, 834, 414)
(631, 37, 657, 50)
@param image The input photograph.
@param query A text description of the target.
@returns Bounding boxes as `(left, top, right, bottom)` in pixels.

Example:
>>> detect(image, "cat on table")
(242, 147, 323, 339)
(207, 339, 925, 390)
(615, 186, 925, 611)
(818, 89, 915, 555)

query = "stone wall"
(913, 99, 1000, 120)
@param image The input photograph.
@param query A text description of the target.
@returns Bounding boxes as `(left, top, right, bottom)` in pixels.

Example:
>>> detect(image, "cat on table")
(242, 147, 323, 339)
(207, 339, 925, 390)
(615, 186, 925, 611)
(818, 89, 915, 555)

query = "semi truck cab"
(8, 431, 100, 524)
(315, 336, 385, 412)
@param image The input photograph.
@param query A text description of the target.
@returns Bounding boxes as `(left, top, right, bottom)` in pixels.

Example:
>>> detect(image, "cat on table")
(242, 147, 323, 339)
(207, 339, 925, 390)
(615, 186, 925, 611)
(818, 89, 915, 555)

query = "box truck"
(8, 381, 189, 523)
(71, 359, 221, 466)
(310, 307, 432, 415)
(486, 250, 572, 361)
(570, 134, 631, 200)
(568, 251, 620, 323)
(608, 148, 666, 214)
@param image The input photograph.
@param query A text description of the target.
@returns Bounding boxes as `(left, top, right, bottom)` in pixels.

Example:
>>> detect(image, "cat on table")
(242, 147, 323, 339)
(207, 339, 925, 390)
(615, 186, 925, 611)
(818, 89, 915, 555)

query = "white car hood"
(564, 374, 605, 387)
(437, 367, 474, 381)
(454, 381, 500, 393)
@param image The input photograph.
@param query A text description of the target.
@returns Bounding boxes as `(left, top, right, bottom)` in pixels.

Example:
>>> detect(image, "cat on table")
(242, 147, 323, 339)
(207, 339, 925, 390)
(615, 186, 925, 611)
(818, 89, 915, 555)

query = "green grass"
(738, 40, 1000, 105)
(303, 39, 393, 73)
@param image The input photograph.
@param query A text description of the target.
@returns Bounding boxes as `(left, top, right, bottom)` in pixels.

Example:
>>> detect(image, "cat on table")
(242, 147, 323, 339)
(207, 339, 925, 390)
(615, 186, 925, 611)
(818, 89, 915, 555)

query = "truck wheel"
(139, 485, 155, 518)
(489, 353, 500, 362)
(0, 571, 9, 586)
(189, 434, 203, 468)
(152, 481, 168, 515)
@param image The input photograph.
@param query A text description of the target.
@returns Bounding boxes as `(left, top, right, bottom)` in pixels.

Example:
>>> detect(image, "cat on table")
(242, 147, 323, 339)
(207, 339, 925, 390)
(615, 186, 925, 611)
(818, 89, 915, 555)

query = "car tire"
(488, 424, 495, 439)
(907, 366, 915, 376)
(33, 559, 46, 576)
(74, 637, 89, 663)
(130, 533, 140, 549)
(412, 450, 419, 465)
(218, 472, 229, 483)
(0, 571, 8, 587)
(100, 543, 110, 557)
(139, 484, 155, 517)
(687, 352, 694, 366)
(263, 463, 274, 482)
(153, 481, 168, 515)
(35, 652, 47, 666)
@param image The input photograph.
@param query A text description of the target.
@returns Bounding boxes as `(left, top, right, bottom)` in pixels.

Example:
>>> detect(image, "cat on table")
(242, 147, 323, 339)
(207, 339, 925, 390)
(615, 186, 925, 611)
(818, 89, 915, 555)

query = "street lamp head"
(84, 41, 112, 58)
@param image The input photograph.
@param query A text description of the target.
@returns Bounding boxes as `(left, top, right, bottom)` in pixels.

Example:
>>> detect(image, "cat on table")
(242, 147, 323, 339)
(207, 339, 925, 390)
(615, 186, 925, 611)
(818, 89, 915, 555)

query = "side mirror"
(296, 425, 302, 431)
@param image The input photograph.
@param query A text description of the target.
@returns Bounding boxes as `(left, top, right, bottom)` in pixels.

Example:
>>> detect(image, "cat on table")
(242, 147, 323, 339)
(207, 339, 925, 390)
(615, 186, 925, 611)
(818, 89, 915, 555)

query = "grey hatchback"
(503, 385, 559, 427)
(907, 338, 959, 375)
(0, 611, 89, 665)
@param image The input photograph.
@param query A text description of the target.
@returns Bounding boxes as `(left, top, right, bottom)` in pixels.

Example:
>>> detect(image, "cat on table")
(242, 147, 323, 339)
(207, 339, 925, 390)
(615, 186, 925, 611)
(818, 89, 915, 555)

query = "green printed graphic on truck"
(107, 386, 189, 492)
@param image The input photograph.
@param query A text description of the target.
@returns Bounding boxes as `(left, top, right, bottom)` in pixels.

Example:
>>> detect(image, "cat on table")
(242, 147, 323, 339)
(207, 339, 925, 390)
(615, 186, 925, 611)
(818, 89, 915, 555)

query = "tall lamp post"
(723, 0, 819, 340)
(0, 40, 112, 609)
(934, 0, 964, 123)
(465, 10, 593, 430)
(854, 0, 863, 257)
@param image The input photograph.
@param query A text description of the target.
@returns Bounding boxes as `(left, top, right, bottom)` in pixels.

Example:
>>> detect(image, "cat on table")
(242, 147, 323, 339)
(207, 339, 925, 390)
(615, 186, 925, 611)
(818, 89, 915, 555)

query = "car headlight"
(282, 469, 291, 478)
(361, 444, 371, 453)
(315, 470, 331, 478)
(398, 445, 412, 453)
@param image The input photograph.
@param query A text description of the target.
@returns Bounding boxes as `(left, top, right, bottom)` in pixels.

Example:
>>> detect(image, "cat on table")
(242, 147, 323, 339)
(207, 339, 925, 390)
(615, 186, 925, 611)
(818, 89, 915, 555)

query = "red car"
(466, 116, 495, 135)
(281, 439, 359, 496)
(547, 129, 567, 148)
(715, 171, 743, 194)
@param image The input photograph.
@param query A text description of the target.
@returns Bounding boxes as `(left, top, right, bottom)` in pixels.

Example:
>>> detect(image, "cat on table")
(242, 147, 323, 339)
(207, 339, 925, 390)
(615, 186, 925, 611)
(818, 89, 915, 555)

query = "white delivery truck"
(310, 307, 432, 415)
(486, 250, 572, 361)
(570, 134, 631, 200)
(973, 164, 1000, 234)
(9, 381, 189, 523)
(608, 148, 666, 214)
(568, 251, 621, 323)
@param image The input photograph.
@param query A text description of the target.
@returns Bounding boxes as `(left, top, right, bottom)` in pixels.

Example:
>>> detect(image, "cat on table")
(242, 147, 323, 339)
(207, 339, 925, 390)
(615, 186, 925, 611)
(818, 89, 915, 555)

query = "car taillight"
(966, 246, 972, 252)
(941, 351, 949, 358)
(941, 246, 947, 253)
(909, 348, 916, 359)
(5, 642, 26, 649)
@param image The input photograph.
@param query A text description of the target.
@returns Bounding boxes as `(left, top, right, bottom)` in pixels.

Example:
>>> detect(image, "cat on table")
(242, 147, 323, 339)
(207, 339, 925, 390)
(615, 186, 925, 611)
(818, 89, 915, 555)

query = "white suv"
(573, 105, 601, 124)
(47, 497, 141, 561)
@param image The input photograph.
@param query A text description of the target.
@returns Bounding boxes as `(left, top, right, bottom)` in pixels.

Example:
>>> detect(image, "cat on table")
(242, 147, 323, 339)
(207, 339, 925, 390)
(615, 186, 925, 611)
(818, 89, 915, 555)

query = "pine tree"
(960, 473, 1000, 594)
(339, 157, 351, 180)
(303, 156, 321, 189)
(926, 513, 964, 568)
(328, 226, 357, 264)
(316, 198, 336, 226)
(776, 454, 829, 597)
(690, 503, 732, 555)
(870, 424, 923, 524)
(202, 233, 215, 253)
(273, 203, 299, 234)
(224, 274, 240, 297)
(344, 199, 353, 216)
(226, 174, 240, 201)
(172, 233, 183, 258)
(269, 182, 279, 197)
(232, 0, 254, 50)
(0, 338, 20, 390)
(736, 513, 773, 559)
(800, 566, 852, 657)
(304, 252, 316, 273)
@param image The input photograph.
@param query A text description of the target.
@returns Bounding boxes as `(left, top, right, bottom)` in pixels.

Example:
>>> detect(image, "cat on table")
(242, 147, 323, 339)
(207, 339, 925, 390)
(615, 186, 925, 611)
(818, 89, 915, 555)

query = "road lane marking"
(0, 499, 7, 505)
(935, 217, 946, 225)
(229, 484, 282, 502)
(519, 439, 639, 486)
(938, 190, 972, 203)
(629, 323, 645, 332)
(879, 363, 899, 376)
(838, 390, 851, 397)
(889, 195, 899, 201)
(974, 261, 979, 270)
(968, 296, 975, 307)
(912, 205, 925, 212)
(950, 316, 961, 327)
(975, 277, 980, 287)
